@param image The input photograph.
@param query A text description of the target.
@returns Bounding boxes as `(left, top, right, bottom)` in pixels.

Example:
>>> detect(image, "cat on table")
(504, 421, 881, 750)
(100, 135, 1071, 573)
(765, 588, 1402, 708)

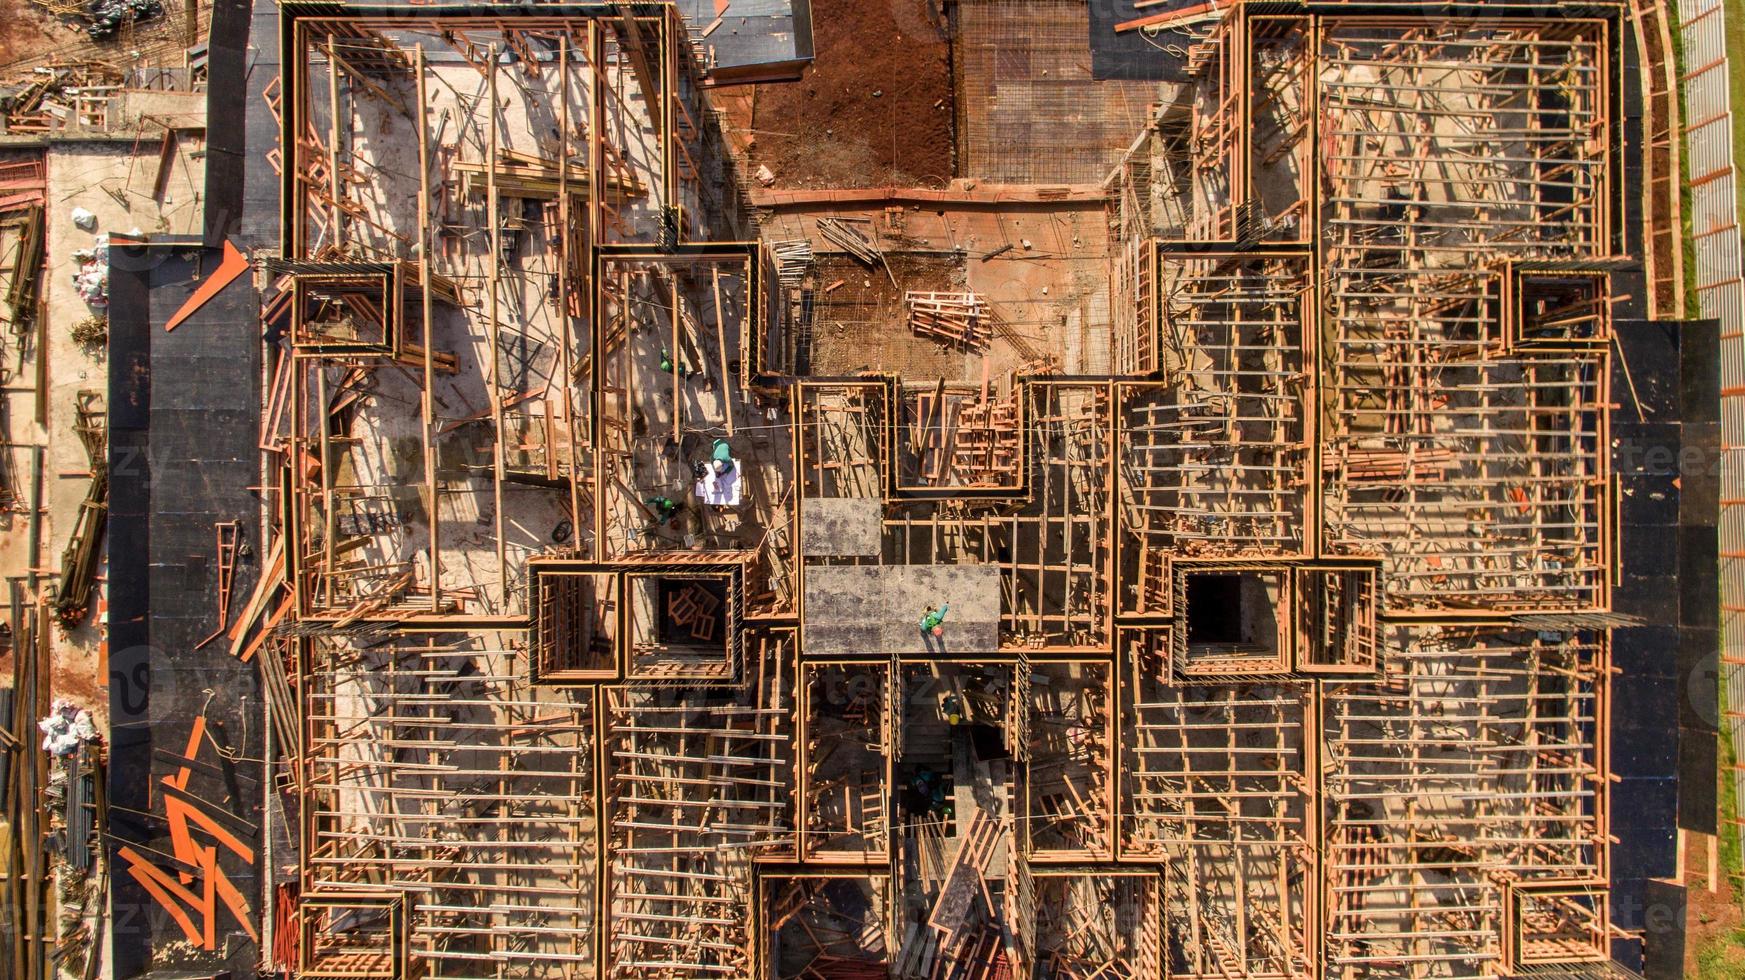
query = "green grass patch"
(1692, 684, 1743, 975)
(1723, 725, 1741, 877)
(1681, 3, 1745, 974)
(1697, 926, 1745, 979)
(1719, 2, 1745, 884)
(1730, 1, 1745, 181)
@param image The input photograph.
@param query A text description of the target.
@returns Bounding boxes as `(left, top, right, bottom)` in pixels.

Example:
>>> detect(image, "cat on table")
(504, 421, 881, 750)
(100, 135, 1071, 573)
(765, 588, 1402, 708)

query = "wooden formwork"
(1118, 624, 1314, 978)
(297, 632, 601, 978)
(1028, 870, 1167, 980)
(1320, 628, 1609, 977)
(264, 3, 1635, 978)
(602, 627, 794, 976)
(797, 660, 895, 864)
(1022, 661, 1117, 863)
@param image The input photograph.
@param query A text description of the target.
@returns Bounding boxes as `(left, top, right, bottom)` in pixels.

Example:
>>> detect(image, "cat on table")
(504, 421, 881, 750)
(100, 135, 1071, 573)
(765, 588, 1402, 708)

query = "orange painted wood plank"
(165, 239, 250, 332)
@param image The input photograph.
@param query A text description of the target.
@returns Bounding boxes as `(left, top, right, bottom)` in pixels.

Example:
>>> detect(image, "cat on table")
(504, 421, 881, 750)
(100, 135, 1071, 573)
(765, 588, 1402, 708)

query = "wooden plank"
(1115, 1, 1222, 33)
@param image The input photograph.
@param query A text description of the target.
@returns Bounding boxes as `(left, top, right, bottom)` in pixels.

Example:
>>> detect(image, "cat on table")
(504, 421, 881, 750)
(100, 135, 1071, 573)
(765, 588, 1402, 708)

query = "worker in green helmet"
(660, 348, 700, 379)
(644, 496, 680, 525)
(920, 603, 949, 636)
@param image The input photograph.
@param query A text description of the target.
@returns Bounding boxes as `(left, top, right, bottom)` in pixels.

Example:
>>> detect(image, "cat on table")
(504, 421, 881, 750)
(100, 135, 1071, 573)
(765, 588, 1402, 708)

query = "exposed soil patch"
(803, 254, 965, 378)
(742, 0, 952, 189)
(1688, 813, 1744, 975)
(0, 2, 205, 76)
(0, 4, 66, 67)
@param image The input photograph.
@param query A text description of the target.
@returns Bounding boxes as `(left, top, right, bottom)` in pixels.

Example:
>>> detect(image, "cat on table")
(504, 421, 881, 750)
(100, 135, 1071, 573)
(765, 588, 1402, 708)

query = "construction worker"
(697, 438, 733, 489)
(920, 603, 949, 637)
(660, 348, 700, 379)
(629, 495, 682, 542)
(911, 769, 947, 816)
(941, 693, 964, 726)
(644, 496, 680, 525)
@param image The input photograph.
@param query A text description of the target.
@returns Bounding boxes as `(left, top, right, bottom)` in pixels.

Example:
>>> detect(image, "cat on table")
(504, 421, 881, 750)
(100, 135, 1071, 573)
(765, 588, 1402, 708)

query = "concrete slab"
(674, 0, 813, 79)
(115, 90, 207, 132)
(24, 141, 206, 726)
(800, 497, 882, 557)
(804, 563, 1000, 655)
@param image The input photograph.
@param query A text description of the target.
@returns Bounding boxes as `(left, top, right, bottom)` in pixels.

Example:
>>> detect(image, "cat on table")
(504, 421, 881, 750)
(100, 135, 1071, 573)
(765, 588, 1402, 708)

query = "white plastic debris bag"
(38, 697, 96, 757)
(71, 241, 110, 308)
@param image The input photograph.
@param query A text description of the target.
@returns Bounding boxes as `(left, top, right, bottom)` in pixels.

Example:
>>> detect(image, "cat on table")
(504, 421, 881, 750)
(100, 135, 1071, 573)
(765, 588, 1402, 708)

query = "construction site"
(0, 0, 1730, 978)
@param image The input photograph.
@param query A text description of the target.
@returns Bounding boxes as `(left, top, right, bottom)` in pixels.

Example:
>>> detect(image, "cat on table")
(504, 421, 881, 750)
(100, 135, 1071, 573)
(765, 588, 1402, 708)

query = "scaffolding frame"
(265, 4, 1636, 978)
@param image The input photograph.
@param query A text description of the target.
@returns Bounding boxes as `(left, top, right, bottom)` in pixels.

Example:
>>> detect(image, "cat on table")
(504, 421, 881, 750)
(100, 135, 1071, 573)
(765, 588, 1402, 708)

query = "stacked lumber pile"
(906, 291, 990, 351)
(667, 584, 720, 643)
(817, 216, 882, 266)
(950, 395, 1020, 486)
(0, 158, 45, 337)
(0, 159, 45, 212)
(925, 809, 999, 939)
(1329, 445, 1456, 481)
(454, 148, 645, 199)
(52, 392, 107, 628)
(770, 238, 812, 287)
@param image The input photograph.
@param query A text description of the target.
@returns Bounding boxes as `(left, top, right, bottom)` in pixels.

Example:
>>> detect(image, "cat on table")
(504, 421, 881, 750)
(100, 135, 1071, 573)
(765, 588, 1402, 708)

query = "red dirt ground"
(736, 0, 953, 189)
(0, 5, 68, 67)
(1686, 804, 1743, 974)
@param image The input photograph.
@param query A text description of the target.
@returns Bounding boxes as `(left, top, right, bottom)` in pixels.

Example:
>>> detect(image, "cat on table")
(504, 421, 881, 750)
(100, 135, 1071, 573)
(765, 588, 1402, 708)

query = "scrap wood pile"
(770, 238, 812, 287)
(906, 291, 990, 351)
(816, 216, 883, 266)
(666, 583, 720, 643)
(453, 146, 646, 199)
(0, 62, 125, 133)
(0, 158, 46, 338)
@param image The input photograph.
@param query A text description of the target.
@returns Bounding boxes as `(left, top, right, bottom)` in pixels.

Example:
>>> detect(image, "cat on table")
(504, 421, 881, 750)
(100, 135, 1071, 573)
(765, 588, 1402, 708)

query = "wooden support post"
(415, 45, 441, 611)
(327, 37, 343, 249)
(487, 43, 508, 602)
(713, 266, 733, 436)
(671, 274, 681, 449)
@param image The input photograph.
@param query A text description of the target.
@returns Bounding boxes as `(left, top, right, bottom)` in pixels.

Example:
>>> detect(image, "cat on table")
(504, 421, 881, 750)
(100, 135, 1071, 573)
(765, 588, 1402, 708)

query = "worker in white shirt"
(701, 438, 735, 493)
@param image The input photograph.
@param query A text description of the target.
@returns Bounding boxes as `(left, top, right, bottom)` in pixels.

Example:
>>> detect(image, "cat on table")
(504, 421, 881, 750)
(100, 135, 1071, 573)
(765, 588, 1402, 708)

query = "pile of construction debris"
(771, 238, 812, 287)
(36, 696, 103, 976)
(817, 216, 884, 266)
(0, 63, 126, 134)
(69, 241, 107, 309)
(906, 290, 989, 350)
(29, 0, 164, 40)
(37, 698, 96, 757)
